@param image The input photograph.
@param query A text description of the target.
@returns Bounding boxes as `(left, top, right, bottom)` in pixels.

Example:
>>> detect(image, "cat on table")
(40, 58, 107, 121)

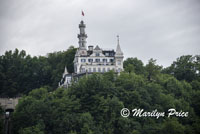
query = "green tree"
(19, 122, 45, 134)
(161, 118, 185, 134)
(0, 46, 76, 97)
(163, 55, 199, 82)
(145, 58, 162, 81)
(0, 106, 4, 134)
(123, 58, 145, 75)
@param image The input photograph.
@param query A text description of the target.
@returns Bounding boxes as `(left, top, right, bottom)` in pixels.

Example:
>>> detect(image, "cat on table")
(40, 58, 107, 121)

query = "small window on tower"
(118, 60, 121, 65)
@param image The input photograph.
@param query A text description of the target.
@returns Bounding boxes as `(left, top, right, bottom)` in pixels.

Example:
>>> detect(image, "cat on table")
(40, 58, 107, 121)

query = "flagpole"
(81, 10, 83, 21)
(81, 10, 85, 21)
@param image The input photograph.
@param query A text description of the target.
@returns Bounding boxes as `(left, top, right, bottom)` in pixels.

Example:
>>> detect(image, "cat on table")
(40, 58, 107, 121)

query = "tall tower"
(115, 35, 124, 72)
(74, 20, 88, 73)
(78, 21, 87, 50)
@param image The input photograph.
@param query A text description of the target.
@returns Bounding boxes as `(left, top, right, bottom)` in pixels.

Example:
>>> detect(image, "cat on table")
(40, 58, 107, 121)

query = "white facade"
(74, 21, 124, 74)
(59, 20, 124, 88)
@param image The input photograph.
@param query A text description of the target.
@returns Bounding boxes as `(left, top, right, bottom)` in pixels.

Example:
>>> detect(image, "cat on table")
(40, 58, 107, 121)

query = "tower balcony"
(78, 34, 88, 38)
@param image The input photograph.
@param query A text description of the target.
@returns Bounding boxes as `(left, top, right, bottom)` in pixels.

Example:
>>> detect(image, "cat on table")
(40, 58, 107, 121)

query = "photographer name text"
(120, 108, 189, 119)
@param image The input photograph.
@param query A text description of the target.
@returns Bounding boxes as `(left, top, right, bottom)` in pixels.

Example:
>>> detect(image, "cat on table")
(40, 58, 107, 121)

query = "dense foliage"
(0, 106, 3, 134)
(0, 48, 200, 133)
(162, 55, 200, 82)
(12, 71, 200, 134)
(0, 47, 76, 97)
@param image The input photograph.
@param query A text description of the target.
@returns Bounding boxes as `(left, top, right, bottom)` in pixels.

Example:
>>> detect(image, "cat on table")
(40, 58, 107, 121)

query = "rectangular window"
(67, 78, 71, 83)
(103, 68, 106, 72)
(82, 68, 85, 72)
(88, 68, 91, 72)
(110, 59, 113, 62)
(105, 53, 109, 56)
(93, 68, 96, 72)
(81, 59, 86, 62)
(88, 59, 93, 62)
(107, 68, 110, 71)
(118, 68, 121, 72)
(103, 59, 107, 63)
(98, 68, 101, 72)
(95, 59, 100, 62)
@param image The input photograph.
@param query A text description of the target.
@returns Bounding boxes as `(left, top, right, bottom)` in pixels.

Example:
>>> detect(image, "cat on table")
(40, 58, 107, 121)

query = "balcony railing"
(86, 62, 115, 66)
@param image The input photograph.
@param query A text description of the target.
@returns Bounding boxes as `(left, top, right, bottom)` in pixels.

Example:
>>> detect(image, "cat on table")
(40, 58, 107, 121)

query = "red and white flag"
(82, 11, 85, 16)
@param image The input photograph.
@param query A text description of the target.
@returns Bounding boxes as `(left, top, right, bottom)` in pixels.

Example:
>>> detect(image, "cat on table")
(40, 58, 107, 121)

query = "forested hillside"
(0, 46, 76, 97)
(0, 47, 200, 134)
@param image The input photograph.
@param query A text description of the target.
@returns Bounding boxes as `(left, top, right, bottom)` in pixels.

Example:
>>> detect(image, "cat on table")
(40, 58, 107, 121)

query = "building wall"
(0, 98, 19, 110)
(74, 54, 120, 73)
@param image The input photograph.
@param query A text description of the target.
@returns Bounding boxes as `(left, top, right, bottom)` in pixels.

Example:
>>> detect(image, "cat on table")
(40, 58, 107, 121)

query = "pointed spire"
(64, 66, 68, 74)
(63, 66, 68, 77)
(116, 35, 123, 55)
(117, 35, 120, 45)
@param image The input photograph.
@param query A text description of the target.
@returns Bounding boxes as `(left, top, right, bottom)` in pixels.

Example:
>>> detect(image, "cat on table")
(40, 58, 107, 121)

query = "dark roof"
(102, 50, 115, 57)
(87, 50, 93, 55)
(86, 49, 115, 57)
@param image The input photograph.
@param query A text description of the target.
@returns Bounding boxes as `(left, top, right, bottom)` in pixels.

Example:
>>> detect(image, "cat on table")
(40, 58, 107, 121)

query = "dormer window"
(96, 53, 100, 56)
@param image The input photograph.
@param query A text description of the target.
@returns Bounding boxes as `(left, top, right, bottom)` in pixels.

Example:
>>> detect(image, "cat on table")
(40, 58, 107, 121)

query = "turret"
(59, 66, 72, 88)
(78, 21, 87, 49)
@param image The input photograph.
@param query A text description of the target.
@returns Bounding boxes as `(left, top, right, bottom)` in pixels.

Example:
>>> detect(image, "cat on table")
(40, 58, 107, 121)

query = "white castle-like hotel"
(59, 20, 124, 88)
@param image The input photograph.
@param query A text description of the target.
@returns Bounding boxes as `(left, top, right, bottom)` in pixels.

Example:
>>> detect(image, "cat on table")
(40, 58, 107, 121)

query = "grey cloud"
(0, 0, 200, 67)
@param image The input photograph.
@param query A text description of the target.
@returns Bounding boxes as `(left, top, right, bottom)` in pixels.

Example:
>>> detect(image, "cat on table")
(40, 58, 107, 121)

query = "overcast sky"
(0, 0, 200, 67)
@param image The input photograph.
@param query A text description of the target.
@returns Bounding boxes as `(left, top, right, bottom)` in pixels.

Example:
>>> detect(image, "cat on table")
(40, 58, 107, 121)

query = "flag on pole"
(82, 11, 85, 16)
